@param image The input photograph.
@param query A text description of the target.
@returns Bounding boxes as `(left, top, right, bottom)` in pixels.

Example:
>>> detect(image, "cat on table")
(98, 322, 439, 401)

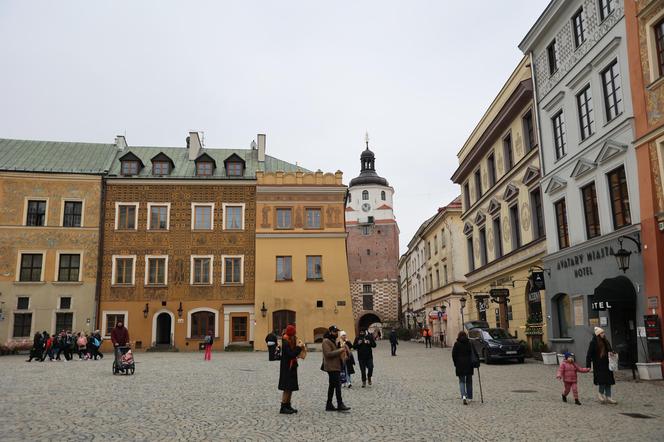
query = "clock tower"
(345, 135, 400, 333)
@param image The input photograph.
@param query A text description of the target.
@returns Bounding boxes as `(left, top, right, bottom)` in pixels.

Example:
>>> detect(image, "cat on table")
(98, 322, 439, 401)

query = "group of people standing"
(276, 325, 379, 414)
(26, 330, 104, 362)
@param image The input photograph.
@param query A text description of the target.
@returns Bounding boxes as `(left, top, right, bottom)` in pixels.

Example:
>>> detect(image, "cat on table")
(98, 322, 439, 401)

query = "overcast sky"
(0, 0, 549, 252)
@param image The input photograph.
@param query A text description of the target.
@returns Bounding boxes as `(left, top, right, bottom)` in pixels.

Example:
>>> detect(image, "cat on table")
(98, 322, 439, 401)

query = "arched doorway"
(313, 327, 327, 343)
(358, 313, 382, 337)
(152, 310, 174, 347)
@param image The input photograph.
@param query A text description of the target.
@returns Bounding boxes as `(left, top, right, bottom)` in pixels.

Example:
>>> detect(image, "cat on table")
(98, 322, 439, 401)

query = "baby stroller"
(113, 346, 135, 375)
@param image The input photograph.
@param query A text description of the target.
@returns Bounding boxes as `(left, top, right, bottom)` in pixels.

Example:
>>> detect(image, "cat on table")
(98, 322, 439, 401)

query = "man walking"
(389, 329, 398, 356)
(265, 330, 279, 361)
(353, 329, 376, 387)
(322, 325, 350, 412)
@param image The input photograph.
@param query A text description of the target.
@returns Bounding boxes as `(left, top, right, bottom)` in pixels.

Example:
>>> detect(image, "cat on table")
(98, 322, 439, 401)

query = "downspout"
(94, 176, 107, 331)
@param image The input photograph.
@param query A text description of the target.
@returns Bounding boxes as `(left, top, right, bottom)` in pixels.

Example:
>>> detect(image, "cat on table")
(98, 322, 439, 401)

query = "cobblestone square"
(1, 341, 663, 441)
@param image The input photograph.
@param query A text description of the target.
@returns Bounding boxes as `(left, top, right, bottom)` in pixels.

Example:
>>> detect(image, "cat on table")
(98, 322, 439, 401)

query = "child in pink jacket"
(557, 352, 591, 405)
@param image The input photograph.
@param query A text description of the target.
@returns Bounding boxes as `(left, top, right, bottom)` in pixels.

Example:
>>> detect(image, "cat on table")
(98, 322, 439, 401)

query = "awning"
(592, 276, 636, 309)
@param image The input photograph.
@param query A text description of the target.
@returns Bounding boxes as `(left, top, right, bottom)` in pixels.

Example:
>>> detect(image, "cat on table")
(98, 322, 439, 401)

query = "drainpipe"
(94, 176, 107, 331)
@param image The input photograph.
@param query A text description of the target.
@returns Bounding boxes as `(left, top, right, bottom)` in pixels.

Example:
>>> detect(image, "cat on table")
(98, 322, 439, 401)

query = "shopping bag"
(608, 352, 619, 371)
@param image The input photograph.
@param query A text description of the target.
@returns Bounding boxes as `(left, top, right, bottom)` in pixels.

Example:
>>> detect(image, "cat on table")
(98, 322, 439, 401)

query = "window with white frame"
(57, 253, 81, 282)
(63, 200, 83, 227)
(112, 255, 136, 285)
(145, 256, 168, 285)
(26, 199, 47, 226)
(148, 203, 170, 230)
(222, 256, 243, 284)
(601, 60, 623, 122)
(223, 204, 244, 230)
(552, 110, 567, 159)
(103, 312, 127, 338)
(576, 84, 594, 141)
(18, 253, 44, 282)
(192, 203, 214, 230)
(191, 255, 213, 285)
(115, 203, 139, 230)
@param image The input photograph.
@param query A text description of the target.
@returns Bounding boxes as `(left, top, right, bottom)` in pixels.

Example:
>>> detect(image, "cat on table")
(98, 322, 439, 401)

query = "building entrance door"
(156, 313, 172, 346)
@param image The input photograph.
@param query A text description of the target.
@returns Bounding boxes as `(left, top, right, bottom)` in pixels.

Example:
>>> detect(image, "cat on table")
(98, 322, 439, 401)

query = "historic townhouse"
(253, 171, 354, 349)
(625, 0, 664, 361)
(345, 140, 400, 333)
(0, 138, 116, 344)
(451, 57, 548, 350)
(99, 133, 301, 351)
(520, 0, 646, 364)
(418, 198, 467, 346)
(399, 218, 431, 330)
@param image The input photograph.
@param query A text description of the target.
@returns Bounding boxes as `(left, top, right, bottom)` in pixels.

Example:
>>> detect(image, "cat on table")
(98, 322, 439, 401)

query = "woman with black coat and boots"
(452, 331, 479, 405)
(278, 324, 304, 415)
(586, 327, 617, 404)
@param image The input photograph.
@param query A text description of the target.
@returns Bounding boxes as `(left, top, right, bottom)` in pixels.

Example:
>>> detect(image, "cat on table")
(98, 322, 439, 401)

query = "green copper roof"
(0, 138, 117, 174)
(108, 145, 308, 179)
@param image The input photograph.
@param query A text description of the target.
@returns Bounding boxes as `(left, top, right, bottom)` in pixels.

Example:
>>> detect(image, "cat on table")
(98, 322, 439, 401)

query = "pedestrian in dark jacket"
(111, 321, 130, 368)
(389, 330, 398, 356)
(266, 330, 279, 361)
(353, 329, 376, 387)
(26, 332, 43, 362)
(452, 331, 479, 405)
(203, 329, 214, 361)
(278, 324, 304, 415)
(586, 327, 617, 404)
(322, 325, 350, 412)
(90, 331, 103, 360)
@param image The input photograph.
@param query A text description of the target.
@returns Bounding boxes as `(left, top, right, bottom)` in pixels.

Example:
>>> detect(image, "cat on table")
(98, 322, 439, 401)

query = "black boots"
(287, 402, 298, 413)
(280, 403, 295, 415)
(337, 403, 351, 412)
(562, 395, 567, 403)
(326, 402, 337, 411)
(575, 399, 582, 405)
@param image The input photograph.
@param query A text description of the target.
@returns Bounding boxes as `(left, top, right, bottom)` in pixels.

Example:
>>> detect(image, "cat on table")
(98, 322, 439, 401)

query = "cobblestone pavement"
(1, 341, 663, 441)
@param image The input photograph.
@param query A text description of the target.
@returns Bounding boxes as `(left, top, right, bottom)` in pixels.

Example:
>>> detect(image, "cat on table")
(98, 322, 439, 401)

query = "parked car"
(466, 323, 525, 364)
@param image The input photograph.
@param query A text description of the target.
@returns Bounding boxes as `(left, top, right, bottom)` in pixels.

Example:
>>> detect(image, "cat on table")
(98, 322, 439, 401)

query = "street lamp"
(260, 302, 268, 318)
(611, 235, 642, 273)
(459, 297, 467, 327)
(143, 303, 149, 319)
(177, 302, 183, 318)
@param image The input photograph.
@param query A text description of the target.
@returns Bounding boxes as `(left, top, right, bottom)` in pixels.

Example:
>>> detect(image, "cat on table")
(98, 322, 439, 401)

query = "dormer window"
(121, 161, 139, 176)
(197, 162, 213, 176)
(152, 161, 170, 175)
(226, 162, 243, 177)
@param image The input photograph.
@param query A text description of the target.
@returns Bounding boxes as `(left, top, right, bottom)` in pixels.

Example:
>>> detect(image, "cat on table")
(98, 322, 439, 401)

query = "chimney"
(188, 131, 202, 160)
(257, 133, 266, 162)
(115, 135, 127, 150)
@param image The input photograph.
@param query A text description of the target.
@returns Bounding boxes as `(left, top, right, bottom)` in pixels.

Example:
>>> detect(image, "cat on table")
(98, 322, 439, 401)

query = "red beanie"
(285, 324, 296, 336)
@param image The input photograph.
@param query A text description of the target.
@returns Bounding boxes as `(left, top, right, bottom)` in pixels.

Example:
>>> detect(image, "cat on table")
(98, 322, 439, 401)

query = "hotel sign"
(555, 245, 616, 279)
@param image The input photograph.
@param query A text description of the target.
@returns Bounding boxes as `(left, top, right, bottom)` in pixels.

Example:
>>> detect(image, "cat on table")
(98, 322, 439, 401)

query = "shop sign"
(528, 291, 541, 302)
(554, 244, 616, 279)
(644, 315, 661, 341)
(648, 297, 658, 309)
(591, 301, 612, 310)
(477, 300, 488, 312)
(531, 272, 546, 290)
(490, 288, 510, 298)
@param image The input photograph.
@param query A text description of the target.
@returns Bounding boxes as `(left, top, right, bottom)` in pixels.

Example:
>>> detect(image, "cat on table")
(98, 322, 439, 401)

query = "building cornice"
(106, 178, 255, 186)
(518, 0, 565, 53)
(0, 171, 101, 181)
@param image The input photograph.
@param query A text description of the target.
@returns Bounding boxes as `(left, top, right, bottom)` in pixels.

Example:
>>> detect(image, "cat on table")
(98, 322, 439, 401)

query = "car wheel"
(482, 349, 491, 364)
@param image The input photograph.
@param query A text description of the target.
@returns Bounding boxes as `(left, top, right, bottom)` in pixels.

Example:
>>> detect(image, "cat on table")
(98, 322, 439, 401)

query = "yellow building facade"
(254, 171, 355, 350)
(451, 57, 548, 349)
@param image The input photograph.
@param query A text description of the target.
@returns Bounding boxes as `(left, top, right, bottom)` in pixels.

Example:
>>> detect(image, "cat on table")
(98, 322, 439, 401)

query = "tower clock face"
(361, 203, 371, 212)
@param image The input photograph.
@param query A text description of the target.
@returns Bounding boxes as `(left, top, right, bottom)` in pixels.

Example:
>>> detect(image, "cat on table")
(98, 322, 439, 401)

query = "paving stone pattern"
(1, 342, 663, 441)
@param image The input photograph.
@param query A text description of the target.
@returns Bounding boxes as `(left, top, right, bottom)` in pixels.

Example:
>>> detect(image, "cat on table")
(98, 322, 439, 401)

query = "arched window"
(381, 191, 386, 201)
(191, 311, 215, 339)
(272, 310, 296, 335)
(362, 190, 369, 200)
(553, 293, 571, 338)
(313, 327, 327, 343)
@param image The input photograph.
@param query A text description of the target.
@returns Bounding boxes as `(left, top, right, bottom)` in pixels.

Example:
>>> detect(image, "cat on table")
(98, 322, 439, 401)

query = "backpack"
(204, 335, 212, 345)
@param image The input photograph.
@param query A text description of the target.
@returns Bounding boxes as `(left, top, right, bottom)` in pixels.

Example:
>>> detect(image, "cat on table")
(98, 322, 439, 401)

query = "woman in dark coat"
(585, 327, 616, 404)
(452, 331, 479, 405)
(278, 324, 303, 415)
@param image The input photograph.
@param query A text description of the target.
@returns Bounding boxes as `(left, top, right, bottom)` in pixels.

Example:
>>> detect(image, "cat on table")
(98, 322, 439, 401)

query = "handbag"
(471, 347, 480, 368)
(608, 352, 619, 372)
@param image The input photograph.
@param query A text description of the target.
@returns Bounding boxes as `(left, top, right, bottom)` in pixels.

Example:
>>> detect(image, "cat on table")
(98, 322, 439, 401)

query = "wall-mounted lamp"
(260, 302, 267, 318)
(143, 303, 149, 319)
(177, 302, 183, 318)
(612, 235, 642, 273)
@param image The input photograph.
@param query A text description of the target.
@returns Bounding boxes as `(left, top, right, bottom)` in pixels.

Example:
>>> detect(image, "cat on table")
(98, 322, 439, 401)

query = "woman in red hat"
(278, 324, 305, 414)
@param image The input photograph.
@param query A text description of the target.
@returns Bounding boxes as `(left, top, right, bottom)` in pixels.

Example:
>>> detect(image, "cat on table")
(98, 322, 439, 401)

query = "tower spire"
(365, 131, 369, 149)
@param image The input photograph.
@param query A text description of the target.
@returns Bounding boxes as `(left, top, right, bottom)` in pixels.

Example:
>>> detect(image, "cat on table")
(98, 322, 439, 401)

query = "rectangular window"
(149, 205, 169, 230)
(196, 162, 213, 176)
(581, 182, 601, 239)
(487, 153, 496, 188)
(607, 166, 632, 229)
(434, 235, 438, 254)
(55, 312, 73, 332)
(306, 255, 323, 280)
(63, 201, 82, 227)
(362, 294, 374, 310)
(117, 204, 137, 230)
(493, 217, 503, 259)
(147, 257, 167, 285)
(523, 110, 537, 151)
(552, 110, 567, 159)
(121, 161, 139, 176)
(555, 199, 570, 249)
(467, 236, 475, 272)
(576, 84, 594, 140)
(479, 227, 488, 266)
(656, 18, 664, 77)
(306, 208, 322, 228)
(503, 134, 513, 170)
(13, 313, 32, 337)
(530, 188, 545, 240)
(443, 264, 448, 285)
(435, 269, 440, 288)
(509, 204, 521, 250)
(152, 161, 170, 175)
(231, 316, 248, 342)
(58, 253, 80, 282)
(226, 162, 243, 177)
(26, 200, 46, 226)
(547, 40, 558, 74)
(114, 257, 134, 285)
(361, 225, 371, 235)
(276, 208, 292, 229)
(572, 8, 586, 47)
(193, 204, 213, 230)
(192, 257, 212, 284)
(463, 183, 471, 210)
(316, 300, 324, 308)
(599, 0, 614, 21)
(19, 253, 42, 282)
(224, 205, 243, 230)
(17, 297, 29, 310)
(224, 257, 243, 284)
(602, 60, 623, 121)
(59, 297, 71, 310)
(276, 256, 292, 281)
(105, 314, 125, 337)
(362, 284, 372, 293)
(474, 169, 482, 201)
